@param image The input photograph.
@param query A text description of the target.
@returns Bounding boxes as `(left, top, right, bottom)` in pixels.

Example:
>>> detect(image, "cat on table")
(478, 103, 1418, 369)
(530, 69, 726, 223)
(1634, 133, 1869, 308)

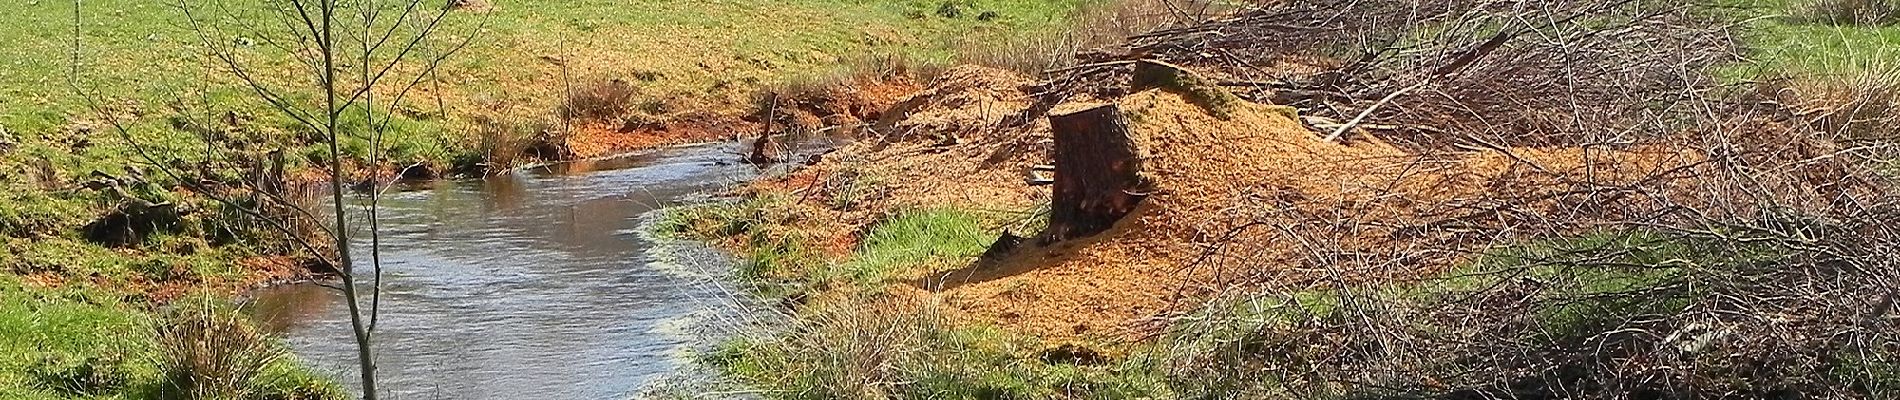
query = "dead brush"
(1129, 97, 1900, 398)
(1035, 0, 1738, 149)
(1056, 0, 1900, 396)
(154, 303, 284, 400)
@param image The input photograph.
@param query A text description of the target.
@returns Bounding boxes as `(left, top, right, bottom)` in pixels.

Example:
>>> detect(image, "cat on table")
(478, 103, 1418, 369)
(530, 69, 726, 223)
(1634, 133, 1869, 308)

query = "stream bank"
(249, 139, 835, 399)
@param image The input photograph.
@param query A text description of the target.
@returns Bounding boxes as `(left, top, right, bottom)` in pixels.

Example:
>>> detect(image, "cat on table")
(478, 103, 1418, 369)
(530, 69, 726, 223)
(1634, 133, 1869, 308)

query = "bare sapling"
(66, 0, 481, 397)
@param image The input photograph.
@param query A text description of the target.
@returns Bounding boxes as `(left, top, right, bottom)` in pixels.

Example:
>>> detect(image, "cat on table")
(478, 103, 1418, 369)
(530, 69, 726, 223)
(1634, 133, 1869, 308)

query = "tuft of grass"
(1145, 290, 1353, 399)
(707, 298, 1168, 400)
(0, 278, 342, 400)
(559, 78, 640, 125)
(655, 196, 830, 298)
(840, 208, 991, 284)
(1796, 68, 1900, 142)
(152, 301, 286, 400)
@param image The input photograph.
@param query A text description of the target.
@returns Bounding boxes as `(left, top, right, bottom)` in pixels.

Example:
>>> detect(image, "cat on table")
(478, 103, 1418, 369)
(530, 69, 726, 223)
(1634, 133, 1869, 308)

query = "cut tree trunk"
(1039, 103, 1150, 243)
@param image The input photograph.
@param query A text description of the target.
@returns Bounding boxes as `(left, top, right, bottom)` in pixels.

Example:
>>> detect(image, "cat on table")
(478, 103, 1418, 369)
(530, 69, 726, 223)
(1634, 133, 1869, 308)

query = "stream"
(248, 141, 792, 399)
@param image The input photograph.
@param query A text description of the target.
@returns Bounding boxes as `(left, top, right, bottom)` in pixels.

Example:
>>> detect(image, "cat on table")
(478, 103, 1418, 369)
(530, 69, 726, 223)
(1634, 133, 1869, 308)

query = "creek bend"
(248, 142, 779, 399)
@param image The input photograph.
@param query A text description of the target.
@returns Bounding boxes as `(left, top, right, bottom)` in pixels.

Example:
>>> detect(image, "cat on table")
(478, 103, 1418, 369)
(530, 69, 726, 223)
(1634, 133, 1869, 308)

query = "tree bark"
(1039, 103, 1150, 243)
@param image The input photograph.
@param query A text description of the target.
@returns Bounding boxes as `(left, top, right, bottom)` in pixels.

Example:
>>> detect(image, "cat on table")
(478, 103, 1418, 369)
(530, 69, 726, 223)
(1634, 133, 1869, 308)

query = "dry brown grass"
(558, 78, 638, 124)
(1799, 69, 1900, 142)
(952, 0, 1229, 76)
(467, 112, 550, 173)
(1800, 0, 1900, 25)
(154, 304, 284, 400)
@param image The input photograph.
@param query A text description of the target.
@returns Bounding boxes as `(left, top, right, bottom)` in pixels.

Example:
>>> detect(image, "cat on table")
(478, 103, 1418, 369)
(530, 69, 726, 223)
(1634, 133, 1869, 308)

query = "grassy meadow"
(0, 0, 1094, 397)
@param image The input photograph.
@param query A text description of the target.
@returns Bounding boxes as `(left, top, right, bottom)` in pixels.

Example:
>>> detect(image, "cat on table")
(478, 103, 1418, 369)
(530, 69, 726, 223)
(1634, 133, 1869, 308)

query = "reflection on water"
(249, 142, 778, 399)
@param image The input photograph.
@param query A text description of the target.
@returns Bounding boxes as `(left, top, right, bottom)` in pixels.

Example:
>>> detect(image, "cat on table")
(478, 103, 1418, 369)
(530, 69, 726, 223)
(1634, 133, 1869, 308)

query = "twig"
(1325, 82, 1426, 142)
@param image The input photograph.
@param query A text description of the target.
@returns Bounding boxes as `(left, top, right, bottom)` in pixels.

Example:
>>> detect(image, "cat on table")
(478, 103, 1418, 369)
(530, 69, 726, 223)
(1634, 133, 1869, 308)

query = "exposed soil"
(735, 65, 1730, 340)
(16, 255, 320, 303)
(563, 120, 749, 160)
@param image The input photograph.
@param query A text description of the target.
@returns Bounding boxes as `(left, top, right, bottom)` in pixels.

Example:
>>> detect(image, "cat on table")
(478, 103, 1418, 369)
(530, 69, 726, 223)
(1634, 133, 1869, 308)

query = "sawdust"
(744, 65, 1712, 340)
(935, 90, 1704, 339)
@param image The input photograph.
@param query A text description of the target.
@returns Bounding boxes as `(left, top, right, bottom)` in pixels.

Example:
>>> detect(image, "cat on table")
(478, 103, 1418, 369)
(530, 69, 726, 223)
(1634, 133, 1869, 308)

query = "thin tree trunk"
(317, 0, 378, 397)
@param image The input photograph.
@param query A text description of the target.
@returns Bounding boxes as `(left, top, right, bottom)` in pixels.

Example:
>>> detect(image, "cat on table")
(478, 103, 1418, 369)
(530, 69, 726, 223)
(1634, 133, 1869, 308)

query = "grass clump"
(559, 78, 641, 125)
(708, 298, 1168, 400)
(0, 279, 342, 400)
(655, 195, 830, 298)
(152, 302, 286, 400)
(841, 208, 991, 284)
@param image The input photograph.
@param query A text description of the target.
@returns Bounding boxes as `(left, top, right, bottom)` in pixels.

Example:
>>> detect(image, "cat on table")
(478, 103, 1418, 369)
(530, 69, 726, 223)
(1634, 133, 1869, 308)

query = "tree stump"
(1039, 103, 1151, 243)
(746, 93, 780, 165)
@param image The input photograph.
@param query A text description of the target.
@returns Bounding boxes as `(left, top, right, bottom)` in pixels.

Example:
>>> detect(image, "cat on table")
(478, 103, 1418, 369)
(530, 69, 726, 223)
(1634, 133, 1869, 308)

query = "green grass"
(0, 0, 1099, 300)
(2, 3, 1097, 396)
(706, 299, 1169, 400)
(0, 0, 1093, 177)
(0, 277, 343, 399)
(0, 277, 155, 399)
(1722, 0, 1900, 79)
(840, 208, 991, 284)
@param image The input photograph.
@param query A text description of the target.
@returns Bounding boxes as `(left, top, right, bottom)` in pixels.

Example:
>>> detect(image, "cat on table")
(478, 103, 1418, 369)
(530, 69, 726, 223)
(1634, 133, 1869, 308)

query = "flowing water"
(249, 142, 790, 399)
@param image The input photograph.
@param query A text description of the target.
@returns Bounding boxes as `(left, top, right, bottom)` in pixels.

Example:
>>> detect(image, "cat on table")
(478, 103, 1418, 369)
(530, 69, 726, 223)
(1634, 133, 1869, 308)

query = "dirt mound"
(935, 88, 1704, 338)
(745, 64, 1713, 340)
(755, 66, 1049, 211)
